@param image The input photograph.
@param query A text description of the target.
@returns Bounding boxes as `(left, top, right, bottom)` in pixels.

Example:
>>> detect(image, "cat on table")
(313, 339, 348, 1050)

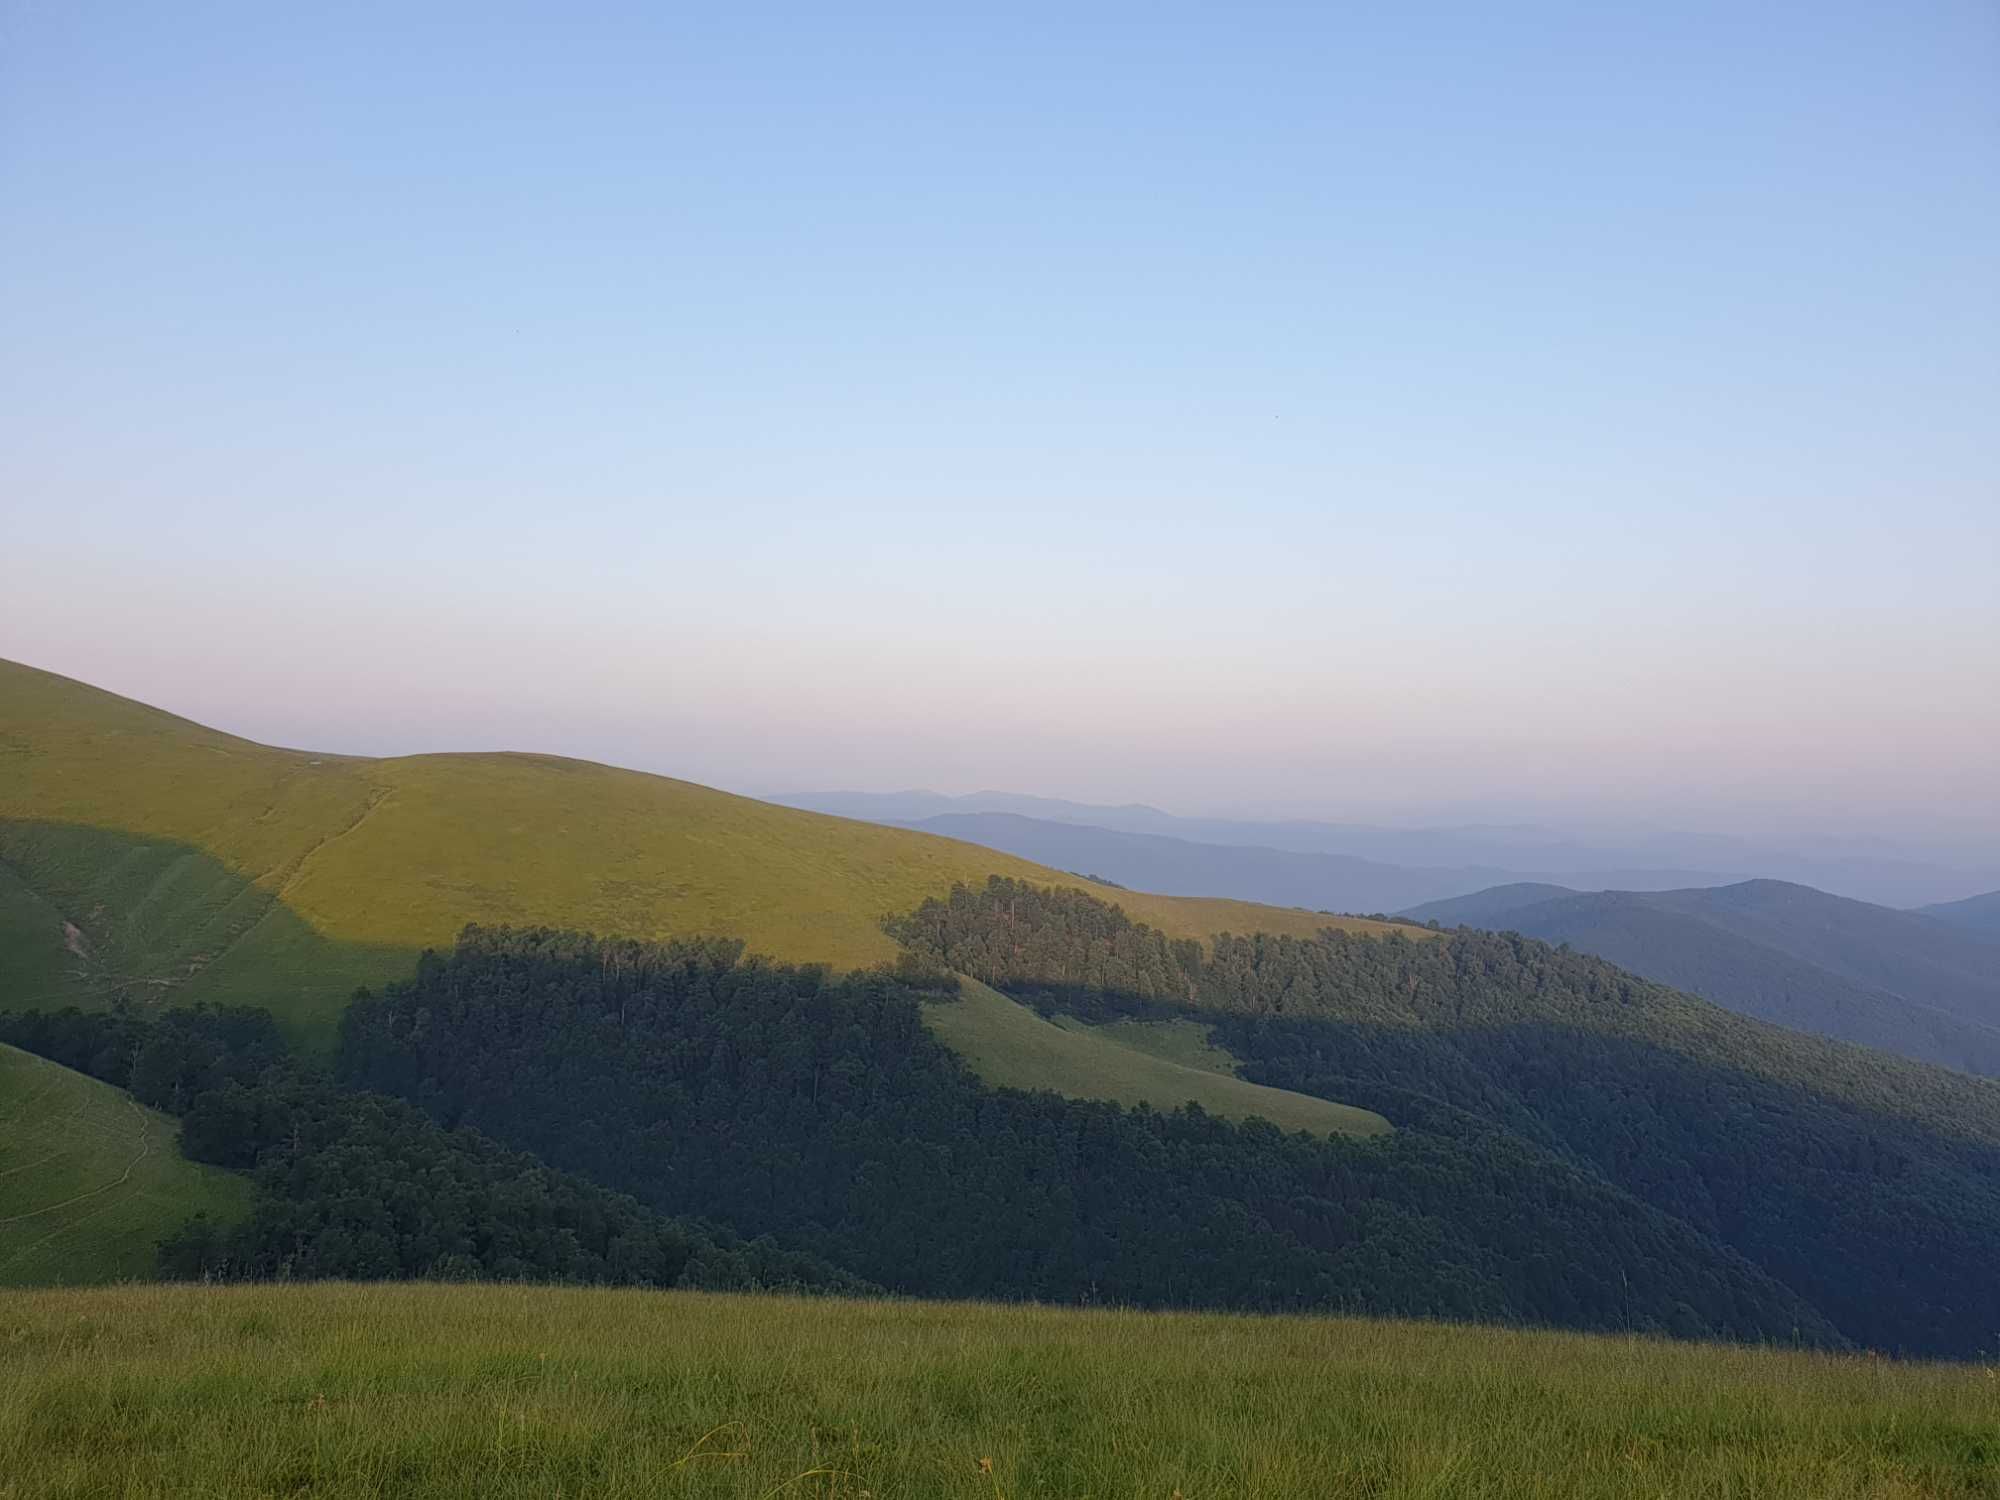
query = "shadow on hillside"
(0, 819, 418, 1047)
(975, 972, 2000, 1358)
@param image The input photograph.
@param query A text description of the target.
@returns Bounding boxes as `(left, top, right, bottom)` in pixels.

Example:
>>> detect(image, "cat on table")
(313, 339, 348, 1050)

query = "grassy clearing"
(0, 658, 1426, 1043)
(925, 980, 1391, 1137)
(1051, 1012, 1241, 1074)
(2, 1282, 1994, 1498)
(0, 1043, 251, 1286)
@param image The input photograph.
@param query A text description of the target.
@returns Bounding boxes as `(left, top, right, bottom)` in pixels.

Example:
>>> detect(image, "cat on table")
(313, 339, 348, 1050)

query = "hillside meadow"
(0, 1043, 251, 1287)
(0, 659, 1422, 1043)
(3, 1283, 1995, 1499)
(924, 978, 1391, 1137)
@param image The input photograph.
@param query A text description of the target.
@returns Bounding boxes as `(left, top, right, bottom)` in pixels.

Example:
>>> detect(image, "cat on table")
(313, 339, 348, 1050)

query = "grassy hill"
(922, 978, 1391, 1136)
(1402, 879, 2000, 1075)
(4, 1282, 1993, 1499)
(0, 658, 1422, 1042)
(0, 1042, 251, 1286)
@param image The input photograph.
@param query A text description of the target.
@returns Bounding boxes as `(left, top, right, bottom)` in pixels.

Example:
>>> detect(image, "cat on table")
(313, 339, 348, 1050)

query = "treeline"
(892, 877, 2000, 1357)
(335, 926, 1831, 1344)
(0, 1004, 863, 1293)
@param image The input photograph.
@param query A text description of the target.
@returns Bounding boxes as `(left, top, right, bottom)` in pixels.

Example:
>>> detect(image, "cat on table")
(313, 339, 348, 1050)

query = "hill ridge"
(0, 658, 1422, 1041)
(1401, 878, 2000, 1074)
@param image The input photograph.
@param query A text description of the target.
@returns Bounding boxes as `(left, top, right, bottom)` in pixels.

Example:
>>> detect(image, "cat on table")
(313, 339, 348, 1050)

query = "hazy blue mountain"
(903, 812, 1512, 914)
(1398, 883, 1582, 926)
(1403, 879, 2000, 1075)
(775, 790, 1998, 906)
(1921, 890, 2000, 939)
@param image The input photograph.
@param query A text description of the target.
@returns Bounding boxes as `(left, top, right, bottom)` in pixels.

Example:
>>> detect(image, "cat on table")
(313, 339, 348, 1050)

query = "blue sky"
(3, 2, 1995, 846)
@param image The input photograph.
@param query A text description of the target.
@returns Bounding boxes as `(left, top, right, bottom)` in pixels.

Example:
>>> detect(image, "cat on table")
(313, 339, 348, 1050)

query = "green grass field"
(0, 1043, 252, 1287)
(0, 659, 1426, 1043)
(2, 1282, 1992, 1498)
(925, 980, 1390, 1137)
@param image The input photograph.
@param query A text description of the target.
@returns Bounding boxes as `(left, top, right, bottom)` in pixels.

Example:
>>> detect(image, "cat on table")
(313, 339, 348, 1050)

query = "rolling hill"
(1401, 880, 2000, 1075)
(11, 656, 1998, 1357)
(0, 658, 1417, 1042)
(0, 1042, 252, 1286)
(1921, 888, 2000, 939)
(896, 877, 2000, 1356)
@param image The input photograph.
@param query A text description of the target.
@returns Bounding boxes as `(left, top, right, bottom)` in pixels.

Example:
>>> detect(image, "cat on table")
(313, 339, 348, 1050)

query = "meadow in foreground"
(3, 1283, 1995, 1498)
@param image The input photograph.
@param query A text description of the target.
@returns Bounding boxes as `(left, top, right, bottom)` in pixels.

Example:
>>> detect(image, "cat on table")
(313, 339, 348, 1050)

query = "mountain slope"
(1651, 880, 2000, 1021)
(1920, 889, 2000, 940)
(1401, 880, 2000, 1075)
(1393, 882, 1580, 926)
(339, 927, 1833, 1343)
(0, 1042, 252, 1286)
(0, 659, 1418, 1039)
(895, 878, 2000, 1356)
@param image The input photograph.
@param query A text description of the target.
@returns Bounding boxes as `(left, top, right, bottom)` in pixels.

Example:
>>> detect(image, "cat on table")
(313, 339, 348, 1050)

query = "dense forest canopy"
(1401, 880, 2000, 1077)
(333, 927, 1828, 1344)
(0, 1004, 862, 1294)
(8, 876, 1997, 1357)
(891, 878, 2000, 1356)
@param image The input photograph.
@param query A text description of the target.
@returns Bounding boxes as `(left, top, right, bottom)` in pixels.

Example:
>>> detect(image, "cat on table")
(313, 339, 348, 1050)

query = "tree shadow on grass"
(0, 818, 417, 1049)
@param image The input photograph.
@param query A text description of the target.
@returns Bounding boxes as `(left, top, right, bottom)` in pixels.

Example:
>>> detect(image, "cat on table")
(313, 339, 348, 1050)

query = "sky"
(3, 2, 1996, 852)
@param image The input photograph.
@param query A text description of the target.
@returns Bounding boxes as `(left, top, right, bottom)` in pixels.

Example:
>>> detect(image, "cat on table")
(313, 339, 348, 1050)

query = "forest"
(0, 1004, 861, 1294)
(332, 927, 1826, 1342)
(891, 877, 2000, 1356)
(9, 882, 2000, 1355)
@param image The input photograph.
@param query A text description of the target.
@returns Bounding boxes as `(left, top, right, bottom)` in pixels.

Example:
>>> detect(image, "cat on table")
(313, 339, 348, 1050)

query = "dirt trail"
(0, 1080, 156, 1228)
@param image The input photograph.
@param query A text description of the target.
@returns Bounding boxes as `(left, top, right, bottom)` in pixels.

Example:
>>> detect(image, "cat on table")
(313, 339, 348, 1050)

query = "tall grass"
(3, 1283, 1993, 1497)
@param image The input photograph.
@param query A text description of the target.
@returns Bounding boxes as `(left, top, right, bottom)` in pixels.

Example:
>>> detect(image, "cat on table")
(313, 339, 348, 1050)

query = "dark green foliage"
(1404, 880, 2000, 1076)
(894, 877, 2000, 1357)
(336, 925, 1831, 1344)
(0, 1001, 285, 1113)
(1, 1005, 862, 1295)
(177, 1075, 868, 1291)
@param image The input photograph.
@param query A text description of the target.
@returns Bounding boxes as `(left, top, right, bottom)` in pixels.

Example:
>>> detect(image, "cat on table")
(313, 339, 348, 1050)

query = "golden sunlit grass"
(3, 1282, 1996, 1498)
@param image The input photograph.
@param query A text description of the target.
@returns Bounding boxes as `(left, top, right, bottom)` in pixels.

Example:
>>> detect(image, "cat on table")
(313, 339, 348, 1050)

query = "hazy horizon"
(6, 648, 1996, 889)
(5, 4, 1995, 855)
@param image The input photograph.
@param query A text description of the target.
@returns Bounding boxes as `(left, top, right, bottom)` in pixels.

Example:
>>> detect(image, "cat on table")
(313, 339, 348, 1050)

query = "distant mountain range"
(776, 790, 2000, 908)
(1402, 880, 2000, 1076)
(887, 812, 1519, 916)
(777, 790, 2000, 1074)
(11, 660, 2000, 1356)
